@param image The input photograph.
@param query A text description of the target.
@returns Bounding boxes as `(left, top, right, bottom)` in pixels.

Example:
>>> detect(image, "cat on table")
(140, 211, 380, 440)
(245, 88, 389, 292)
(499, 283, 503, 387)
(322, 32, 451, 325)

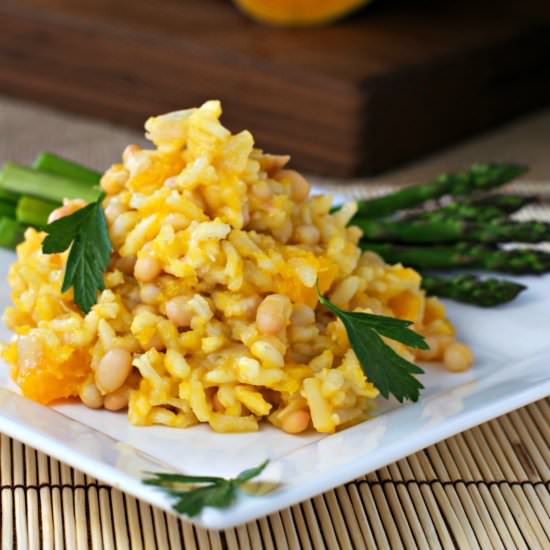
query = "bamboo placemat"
(0, 398, 548, 549)
(1, 96, 550, 549)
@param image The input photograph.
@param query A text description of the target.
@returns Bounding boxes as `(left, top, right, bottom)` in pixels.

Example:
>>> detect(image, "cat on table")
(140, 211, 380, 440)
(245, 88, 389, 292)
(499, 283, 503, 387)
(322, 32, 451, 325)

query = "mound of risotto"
(3, 101, 465, 434)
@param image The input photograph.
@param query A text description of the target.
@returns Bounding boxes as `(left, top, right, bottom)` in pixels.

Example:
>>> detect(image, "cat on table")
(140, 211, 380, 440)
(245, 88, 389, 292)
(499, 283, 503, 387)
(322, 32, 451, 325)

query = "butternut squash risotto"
(2, 101, 469, 434)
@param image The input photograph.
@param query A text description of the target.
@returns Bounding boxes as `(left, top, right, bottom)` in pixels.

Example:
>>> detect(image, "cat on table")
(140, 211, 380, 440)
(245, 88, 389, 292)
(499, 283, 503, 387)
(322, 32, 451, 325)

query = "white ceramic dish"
(1, 246, 549, 529)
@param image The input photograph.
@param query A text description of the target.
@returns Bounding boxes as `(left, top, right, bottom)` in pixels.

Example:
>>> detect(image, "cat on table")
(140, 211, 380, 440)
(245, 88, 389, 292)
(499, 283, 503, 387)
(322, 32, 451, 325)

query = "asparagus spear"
(421, 274, 526, 307)
(361, 242, 550, 274)
(0, 185, 19, 203)
(16, 196, 58, 227)
(407, 194, 536, 223)
(355, 163, 527, 218)
(0, 200, 16, 219)
(0, 217, 24, 249)
(1, 162, 101, 204)
(354, 217, 550, 244)
(33, 152, 102, 185)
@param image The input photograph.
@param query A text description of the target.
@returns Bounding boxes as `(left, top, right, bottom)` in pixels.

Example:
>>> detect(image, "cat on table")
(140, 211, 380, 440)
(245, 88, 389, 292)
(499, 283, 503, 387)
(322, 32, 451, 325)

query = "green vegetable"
(0, 217, 24, 249)
(0, 182, 19, 203)
(354, 217, 550, 244)
(354, 163, 527, 219)
(33, 152, 102, 185)
(0, 200, 16, 219)
(1, 161, 101, 204)
(408, 194, 535, 223)
(361, 242, 550, 274)
(421, 274, 526, 307)
(144, 460, 269, 517)
(42, 195, 112, 313)
(317, 287, 427, 402)
(16, 196, 59, 227)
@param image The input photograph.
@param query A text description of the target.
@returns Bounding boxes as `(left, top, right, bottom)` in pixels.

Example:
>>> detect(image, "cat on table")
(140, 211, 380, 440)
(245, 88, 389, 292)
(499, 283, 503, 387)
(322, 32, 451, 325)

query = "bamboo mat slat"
(0, 345, 547, 542)
(1, 398, 547, 549)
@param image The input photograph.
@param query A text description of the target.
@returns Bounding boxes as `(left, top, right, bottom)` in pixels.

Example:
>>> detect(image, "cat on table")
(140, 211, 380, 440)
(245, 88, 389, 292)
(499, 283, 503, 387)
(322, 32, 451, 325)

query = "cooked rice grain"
(2, 100, 467, 434)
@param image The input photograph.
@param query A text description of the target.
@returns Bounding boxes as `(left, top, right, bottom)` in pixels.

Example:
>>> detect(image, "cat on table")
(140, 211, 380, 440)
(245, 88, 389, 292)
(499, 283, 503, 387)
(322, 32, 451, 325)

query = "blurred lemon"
(234, 0, 371, 27)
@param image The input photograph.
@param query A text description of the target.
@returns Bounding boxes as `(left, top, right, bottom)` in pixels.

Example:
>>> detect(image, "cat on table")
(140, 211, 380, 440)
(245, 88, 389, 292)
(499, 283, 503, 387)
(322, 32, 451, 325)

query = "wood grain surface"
(0, 0, 549, 176)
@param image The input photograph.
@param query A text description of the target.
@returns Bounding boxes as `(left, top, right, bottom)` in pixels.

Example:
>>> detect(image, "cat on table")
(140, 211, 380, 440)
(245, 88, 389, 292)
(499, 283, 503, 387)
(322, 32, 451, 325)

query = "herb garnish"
(42, 195, 112, 314)
(317, 287, 428, 402)
(144, 460, 269, 517)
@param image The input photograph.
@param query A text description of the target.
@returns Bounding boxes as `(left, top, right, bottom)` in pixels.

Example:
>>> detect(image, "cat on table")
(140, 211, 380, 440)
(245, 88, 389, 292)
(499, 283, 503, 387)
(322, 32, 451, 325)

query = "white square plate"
(1, 246, 549, 530)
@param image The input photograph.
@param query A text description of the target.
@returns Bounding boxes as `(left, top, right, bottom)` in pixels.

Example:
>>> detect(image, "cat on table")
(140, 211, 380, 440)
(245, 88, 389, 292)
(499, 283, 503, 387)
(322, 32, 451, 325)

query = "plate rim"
(0, 352, 548, 529)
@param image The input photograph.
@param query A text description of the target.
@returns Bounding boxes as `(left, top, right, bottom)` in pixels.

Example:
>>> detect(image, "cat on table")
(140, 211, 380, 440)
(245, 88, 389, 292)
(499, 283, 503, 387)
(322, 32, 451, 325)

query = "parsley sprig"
(144, 460, 269, 517)
(38, 193, 427, 403)
(317, 287, 428, 402)
(42, 195, 112, 314)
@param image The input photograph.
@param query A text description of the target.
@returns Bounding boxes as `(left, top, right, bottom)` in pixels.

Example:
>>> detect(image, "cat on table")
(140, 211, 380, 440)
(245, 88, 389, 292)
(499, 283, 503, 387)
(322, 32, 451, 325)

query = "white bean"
(277, 170, 310, 202)
(282, 410, 310, 434)
(134, 256, 161, 282)
(415, 335, 441, 361)
(256, 294, 291, 334)
(96, 349, 133, 394)
(443, 342, 474, 372)
(165, 296, 194, 327)
(140, 284, 160, 305)
(104, 386, 130, 411)
(290, 304, 315, 326)
(79, 383, 104, 409)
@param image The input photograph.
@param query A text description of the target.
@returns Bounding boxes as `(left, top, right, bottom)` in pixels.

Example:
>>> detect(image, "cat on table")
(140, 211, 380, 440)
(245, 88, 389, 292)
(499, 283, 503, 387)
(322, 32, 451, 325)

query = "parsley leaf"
(317, 288, 428, 402)
(144, 460, 269, 517)
(42, 195, 112, 314)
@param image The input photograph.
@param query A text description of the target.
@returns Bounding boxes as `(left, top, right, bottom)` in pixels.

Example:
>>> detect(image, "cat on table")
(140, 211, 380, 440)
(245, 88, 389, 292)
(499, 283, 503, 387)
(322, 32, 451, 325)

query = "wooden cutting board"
(1, 0, 549, 176)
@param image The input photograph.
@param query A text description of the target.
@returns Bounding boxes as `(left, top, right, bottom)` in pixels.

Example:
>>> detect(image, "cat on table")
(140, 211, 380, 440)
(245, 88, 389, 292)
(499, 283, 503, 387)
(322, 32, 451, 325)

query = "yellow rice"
(2, 100, 462, 434)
